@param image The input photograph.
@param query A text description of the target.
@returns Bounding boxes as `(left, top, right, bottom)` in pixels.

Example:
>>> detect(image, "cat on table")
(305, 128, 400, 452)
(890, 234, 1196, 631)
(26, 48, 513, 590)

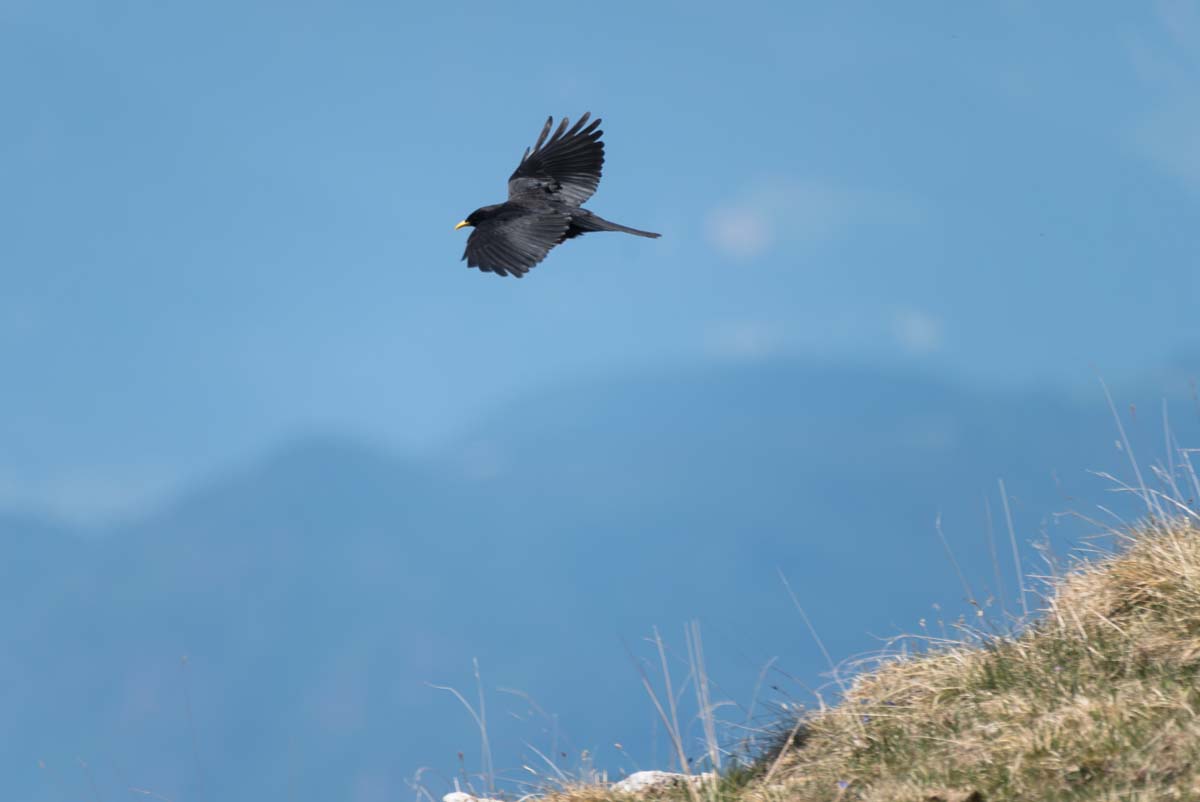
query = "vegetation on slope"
(555, 520, 1200, 802)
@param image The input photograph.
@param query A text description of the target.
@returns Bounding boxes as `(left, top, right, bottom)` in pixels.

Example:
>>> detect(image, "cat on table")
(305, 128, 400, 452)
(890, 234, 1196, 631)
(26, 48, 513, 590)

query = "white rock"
(443, 793, 503, 802)
(611, 770, 713, 795)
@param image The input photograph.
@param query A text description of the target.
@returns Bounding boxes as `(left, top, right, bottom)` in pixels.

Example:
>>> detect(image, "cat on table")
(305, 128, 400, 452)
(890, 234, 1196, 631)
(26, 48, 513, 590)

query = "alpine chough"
(454, 113, 660, 277)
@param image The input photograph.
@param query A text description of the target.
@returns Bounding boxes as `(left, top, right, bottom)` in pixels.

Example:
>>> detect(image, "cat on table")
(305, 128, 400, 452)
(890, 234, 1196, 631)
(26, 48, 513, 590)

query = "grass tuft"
(754, 519, 1200, 802)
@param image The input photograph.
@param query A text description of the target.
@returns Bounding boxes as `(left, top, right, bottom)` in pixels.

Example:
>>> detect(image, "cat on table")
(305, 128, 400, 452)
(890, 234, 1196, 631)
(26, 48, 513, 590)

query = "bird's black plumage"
(456, 113, 660, 278)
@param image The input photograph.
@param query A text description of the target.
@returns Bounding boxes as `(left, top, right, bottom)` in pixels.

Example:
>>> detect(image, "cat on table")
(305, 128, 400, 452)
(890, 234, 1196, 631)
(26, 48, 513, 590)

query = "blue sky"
(3, 0, 1200, 521)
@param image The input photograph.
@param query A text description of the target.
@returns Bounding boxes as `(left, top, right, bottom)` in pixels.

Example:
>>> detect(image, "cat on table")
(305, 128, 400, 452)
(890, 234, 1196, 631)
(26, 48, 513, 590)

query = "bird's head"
(454, 209, 483, 231)
(455, 204, 507, 231)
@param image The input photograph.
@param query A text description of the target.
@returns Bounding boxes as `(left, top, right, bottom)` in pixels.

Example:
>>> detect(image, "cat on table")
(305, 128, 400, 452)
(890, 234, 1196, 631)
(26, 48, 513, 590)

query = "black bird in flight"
(455, 113, 660, 277)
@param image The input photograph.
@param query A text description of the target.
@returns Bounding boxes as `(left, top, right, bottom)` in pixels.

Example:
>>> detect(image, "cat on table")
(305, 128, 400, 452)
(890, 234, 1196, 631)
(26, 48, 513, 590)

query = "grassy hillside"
(553, 519, 1200, 802)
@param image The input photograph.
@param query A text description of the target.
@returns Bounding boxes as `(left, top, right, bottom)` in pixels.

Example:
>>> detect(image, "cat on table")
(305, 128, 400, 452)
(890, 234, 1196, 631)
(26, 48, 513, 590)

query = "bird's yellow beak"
(454, 220, 471, 230)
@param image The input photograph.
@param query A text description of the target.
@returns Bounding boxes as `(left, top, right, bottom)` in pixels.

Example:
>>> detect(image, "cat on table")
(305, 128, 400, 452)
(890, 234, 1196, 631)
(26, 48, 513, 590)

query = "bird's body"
(455, 113, 660, 277)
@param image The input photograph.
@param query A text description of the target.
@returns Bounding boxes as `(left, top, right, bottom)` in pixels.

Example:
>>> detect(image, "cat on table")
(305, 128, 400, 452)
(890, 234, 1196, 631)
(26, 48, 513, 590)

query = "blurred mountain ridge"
(4, 358, 1195, 802)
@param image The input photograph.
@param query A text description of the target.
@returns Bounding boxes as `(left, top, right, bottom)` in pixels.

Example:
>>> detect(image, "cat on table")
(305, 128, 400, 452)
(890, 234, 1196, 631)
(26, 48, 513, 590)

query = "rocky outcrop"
(443, 792, 504, 802)
(441, 770, 717, 802)
(610, 770, 714, 795)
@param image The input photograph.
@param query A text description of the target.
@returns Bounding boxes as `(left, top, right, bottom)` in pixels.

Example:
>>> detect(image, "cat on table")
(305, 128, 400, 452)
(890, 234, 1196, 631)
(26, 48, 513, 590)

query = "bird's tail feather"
(577, 212, 661, 239)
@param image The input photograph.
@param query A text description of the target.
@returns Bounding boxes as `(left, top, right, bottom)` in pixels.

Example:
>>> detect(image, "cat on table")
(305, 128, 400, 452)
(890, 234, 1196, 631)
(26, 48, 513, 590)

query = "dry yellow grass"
(551, 520, 1200, 802)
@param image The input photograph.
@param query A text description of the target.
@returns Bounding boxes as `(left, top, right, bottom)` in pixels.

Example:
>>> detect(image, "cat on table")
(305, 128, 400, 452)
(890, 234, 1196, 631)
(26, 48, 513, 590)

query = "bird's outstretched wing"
(462, 209, 570, 277)
(508, 113, 605, 207)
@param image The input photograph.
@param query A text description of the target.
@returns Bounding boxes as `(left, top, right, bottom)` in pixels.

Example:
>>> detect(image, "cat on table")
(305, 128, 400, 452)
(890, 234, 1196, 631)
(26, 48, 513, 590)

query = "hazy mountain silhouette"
(3, 360, 1183, 802)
